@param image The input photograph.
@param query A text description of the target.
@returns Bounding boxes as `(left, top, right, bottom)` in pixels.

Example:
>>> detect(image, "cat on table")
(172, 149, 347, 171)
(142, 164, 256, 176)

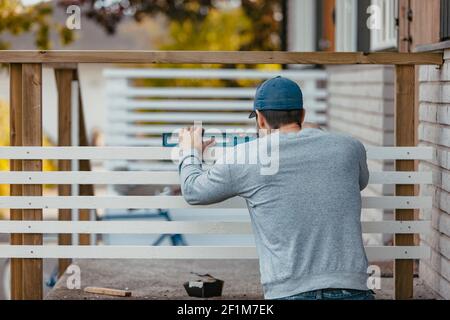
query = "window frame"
(335, 0, 358, 52)
(370, 0, 399, 51)
(441, 0, 450, 41)
(287, 0, 317, 52)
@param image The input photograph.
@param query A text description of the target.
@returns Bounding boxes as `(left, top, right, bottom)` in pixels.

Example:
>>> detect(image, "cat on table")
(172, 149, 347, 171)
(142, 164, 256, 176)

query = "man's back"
(179, 128, 370, 299)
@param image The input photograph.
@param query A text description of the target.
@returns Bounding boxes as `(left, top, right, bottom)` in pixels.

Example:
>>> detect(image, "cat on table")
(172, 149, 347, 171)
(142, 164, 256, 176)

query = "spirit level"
(162, 132, 257, 147)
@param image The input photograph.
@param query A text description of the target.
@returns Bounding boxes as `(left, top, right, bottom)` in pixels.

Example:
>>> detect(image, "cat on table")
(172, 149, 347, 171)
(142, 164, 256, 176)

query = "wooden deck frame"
(9, 64, 23, 300)
(3, 50, 444, 300)
(0, 50, 443, 65)
(20, 64, 43, 300)
(54, 67, 93, 276)
(54, 68, 75, 276)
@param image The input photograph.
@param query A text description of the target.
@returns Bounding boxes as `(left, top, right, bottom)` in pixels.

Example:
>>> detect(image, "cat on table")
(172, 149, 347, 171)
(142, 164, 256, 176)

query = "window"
(370, 0, 398, 51)
(335, 0, 358, 51)
(441, 0, 450, 41)
(287, 0, 316, 51)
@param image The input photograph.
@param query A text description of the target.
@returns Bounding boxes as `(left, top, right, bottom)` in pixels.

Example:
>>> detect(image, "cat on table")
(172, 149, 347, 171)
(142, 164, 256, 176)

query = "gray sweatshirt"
(178, 128, 370, 299)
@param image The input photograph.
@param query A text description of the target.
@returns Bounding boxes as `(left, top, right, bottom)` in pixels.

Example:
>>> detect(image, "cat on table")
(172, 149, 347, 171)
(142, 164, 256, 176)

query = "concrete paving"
(45, 259, 441, 300)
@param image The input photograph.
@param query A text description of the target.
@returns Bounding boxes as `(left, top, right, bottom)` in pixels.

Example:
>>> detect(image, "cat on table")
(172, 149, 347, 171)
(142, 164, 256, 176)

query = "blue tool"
(162, 132, 257, 147)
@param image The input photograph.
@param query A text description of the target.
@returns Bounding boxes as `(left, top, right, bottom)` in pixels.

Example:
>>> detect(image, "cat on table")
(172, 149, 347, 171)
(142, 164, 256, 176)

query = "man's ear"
(256, 110, 268, 129)
(300, 109, 306, 125)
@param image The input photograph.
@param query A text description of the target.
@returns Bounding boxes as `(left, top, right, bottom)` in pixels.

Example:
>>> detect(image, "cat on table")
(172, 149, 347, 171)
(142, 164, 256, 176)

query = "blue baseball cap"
(249, 76, 303, 118)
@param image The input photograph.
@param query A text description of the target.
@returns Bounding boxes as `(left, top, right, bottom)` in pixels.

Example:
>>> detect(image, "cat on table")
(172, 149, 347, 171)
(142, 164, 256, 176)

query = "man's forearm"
(178, 149, 211, 204)
(179, 150, 237, 205)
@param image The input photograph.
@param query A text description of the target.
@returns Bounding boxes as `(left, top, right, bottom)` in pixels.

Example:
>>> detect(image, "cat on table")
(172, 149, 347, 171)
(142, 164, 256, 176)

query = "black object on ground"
(183, 273, 224, 298)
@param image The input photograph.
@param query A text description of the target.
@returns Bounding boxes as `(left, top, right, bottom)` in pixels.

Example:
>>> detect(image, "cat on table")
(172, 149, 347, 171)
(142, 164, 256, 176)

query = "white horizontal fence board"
(106, 114, 326, 125)
(106, 123, 256, 136)
(368, 172, 433, 184)
(0, 220, 430, 234)
(108, 99, 328, 112)
(0, 171, 181, 184)
(0, 147, 177, 160)
(0, 171, 432, 185)
(366, 246, 429, 260)
(0, 245, 258, 259)
(0, 147, 435, 160)
(110, 99, 254, 111)
(106, 87, 327, 99)
(103, 68, 328, 80)
(0, 245, 429, 260)
(106, 125, 256, 135)
(366, 147, 434, 160)
(106, 137, 162, 146)
(108, 88, 256, 98)
(108, 162, 179, 172)
(362, 196, 431, 209)
(0, 196, 244, 209)
(108, 112, 255, 123)
(0, 196, 432, 209)
(0, 221, 252, 234)
(361, 221, 430, 234)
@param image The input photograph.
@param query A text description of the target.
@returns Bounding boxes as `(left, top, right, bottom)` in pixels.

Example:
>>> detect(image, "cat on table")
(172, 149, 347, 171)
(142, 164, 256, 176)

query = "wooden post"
(394, 65, 416, 300)
(55, 67, 93, 251)
(78, 85, 93, 246)
(55, 69, 75, 275)
(9, 64, 23, 300)
(21, 63, 43, 300)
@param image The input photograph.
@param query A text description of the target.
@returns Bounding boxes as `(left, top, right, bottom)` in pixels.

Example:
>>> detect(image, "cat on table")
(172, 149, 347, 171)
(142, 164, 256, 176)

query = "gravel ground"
(45, 259, 441, 300)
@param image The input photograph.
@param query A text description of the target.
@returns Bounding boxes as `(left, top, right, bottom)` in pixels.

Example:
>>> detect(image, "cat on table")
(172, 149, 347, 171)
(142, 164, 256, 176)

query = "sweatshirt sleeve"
(357, 142, 369, 191)
(178, 149, 238, 205)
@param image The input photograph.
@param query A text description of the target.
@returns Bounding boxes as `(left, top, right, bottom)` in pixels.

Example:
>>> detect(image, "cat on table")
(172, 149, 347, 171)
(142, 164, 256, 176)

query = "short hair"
(258, 110, 303, 129)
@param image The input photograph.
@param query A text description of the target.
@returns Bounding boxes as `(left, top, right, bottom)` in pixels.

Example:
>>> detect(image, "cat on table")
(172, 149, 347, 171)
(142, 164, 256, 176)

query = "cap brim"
(249, 111, 257, 118)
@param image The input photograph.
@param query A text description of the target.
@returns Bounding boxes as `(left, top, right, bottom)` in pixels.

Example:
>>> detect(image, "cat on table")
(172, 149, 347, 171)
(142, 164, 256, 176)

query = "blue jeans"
(276, 289, 375, 300)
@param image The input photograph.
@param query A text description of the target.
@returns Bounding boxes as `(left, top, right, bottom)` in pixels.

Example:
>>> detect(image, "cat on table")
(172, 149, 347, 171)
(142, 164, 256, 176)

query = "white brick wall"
(326, 65, 395, 245)
(419, 49, 450, 300)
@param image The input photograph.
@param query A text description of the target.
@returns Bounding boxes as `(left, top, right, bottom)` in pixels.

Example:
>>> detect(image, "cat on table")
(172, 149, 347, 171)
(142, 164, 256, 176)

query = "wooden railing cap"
(0, 50, 444, 65)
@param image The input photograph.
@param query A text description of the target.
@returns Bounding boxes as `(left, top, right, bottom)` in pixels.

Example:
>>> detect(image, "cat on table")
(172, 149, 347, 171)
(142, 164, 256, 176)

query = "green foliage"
(65, 0, 283, 51)
(0, 0, 74, 49)
(162, 7, 253, 51)
(135, 7, 280, 89)
(240, 0, 283, 51)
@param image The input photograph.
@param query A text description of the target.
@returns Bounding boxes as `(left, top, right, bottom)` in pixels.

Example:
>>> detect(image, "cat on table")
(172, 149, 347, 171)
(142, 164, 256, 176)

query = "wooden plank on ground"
(84, 286, 132, 297)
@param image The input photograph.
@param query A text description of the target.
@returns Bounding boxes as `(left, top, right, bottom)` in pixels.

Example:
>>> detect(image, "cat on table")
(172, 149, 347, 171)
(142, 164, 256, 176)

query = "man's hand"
(179, 127, 215, 155)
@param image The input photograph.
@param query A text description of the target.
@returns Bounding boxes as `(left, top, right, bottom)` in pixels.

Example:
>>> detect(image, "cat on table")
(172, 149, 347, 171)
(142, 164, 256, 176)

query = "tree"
(58, 0, 284, 51)
(0, 0, 74, 50)
(141, 6, 280, 88)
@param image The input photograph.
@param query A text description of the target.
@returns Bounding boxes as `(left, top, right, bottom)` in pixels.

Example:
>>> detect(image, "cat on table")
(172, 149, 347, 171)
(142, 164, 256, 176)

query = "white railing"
(103, 68, 328, 149)
(0, 146, 433, 261)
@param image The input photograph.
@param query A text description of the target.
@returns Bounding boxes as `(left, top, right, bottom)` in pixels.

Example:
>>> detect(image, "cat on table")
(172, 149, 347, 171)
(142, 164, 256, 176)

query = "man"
(178, 76, 374, 300)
